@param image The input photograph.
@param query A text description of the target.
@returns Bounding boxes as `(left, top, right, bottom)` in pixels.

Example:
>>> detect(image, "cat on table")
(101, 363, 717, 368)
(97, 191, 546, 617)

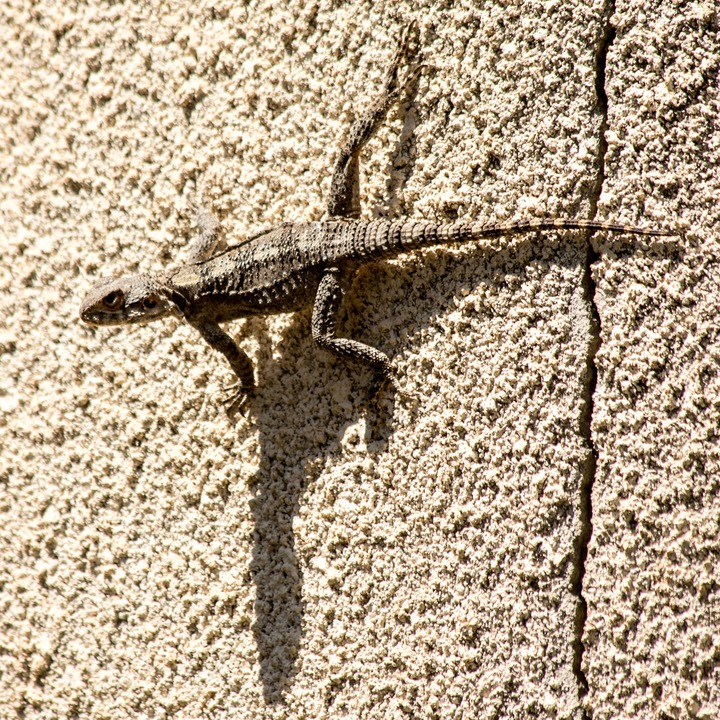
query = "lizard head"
(80, 274, 180, 326)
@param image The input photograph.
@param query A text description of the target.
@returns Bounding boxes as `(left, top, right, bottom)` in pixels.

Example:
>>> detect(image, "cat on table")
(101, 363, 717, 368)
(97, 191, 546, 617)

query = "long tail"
(359, 218, 677, 260)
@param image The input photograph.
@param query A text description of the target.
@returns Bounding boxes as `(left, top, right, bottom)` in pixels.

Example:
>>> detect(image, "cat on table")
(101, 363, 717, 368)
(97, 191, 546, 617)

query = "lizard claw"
(219, 382, 255, 415)
(397, 19, 419, 58)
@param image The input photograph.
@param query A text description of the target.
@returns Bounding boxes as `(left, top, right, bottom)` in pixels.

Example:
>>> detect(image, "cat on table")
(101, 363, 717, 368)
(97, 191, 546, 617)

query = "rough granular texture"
(583, 2, 720, 718)
(1, 1, 717, 719)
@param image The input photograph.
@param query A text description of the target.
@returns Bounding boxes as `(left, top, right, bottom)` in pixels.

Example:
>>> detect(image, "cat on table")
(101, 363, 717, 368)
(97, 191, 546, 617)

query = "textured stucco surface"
(0, 1, 717, 719)
(583, 2, 720, 718)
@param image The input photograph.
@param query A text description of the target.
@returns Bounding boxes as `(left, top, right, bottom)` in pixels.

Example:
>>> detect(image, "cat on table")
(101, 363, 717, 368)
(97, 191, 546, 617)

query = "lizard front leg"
(326, 21, 421, 219)
(312, 267, 401, 394)
(189, 320, 255, 412)
(186, 208, 227, 263)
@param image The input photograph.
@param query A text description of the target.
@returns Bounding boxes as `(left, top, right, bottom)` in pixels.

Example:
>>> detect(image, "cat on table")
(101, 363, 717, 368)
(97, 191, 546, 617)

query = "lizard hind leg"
(326, 20, 422, 219)
(311, 267, 403, 396)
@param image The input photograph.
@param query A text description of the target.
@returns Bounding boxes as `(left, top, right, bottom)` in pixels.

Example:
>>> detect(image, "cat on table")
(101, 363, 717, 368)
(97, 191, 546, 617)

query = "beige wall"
(1, 1, 718, 718)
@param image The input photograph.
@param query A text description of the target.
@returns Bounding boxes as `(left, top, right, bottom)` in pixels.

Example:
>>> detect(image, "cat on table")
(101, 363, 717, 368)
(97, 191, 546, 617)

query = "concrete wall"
(1, 1, 717, 718)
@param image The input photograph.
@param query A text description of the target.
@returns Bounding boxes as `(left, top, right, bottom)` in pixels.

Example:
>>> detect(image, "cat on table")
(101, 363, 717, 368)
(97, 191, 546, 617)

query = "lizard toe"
(219, 382, 255, 415)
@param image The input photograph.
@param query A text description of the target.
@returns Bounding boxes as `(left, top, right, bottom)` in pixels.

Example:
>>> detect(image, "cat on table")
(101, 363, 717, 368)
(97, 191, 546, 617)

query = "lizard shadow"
(247, 311, 394, 705)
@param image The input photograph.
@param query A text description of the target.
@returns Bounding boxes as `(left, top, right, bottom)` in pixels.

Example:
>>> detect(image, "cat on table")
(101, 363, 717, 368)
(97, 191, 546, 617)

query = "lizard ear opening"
(168, 290, 188, 313)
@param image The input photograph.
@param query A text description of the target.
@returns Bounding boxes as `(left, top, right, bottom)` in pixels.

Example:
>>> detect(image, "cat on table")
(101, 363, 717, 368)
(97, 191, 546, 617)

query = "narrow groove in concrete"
(572, 8, 617, 714)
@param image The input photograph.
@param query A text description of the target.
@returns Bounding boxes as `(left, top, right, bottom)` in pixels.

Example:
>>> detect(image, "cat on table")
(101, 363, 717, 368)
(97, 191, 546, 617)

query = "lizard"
(79, 21, 676, 413)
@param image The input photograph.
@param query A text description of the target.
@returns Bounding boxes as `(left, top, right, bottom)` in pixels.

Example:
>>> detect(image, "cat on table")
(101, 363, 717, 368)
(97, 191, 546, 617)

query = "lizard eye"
(143, 295, 159, 310)
(103, 291, 124, 310)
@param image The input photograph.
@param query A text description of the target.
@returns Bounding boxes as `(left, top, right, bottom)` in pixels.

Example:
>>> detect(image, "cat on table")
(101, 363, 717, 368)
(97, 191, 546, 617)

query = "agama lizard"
(80, 22, 675, 412)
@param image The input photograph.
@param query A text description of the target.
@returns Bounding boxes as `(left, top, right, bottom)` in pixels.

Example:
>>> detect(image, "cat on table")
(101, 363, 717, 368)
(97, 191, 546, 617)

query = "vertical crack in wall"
(572, 7, 616, 716)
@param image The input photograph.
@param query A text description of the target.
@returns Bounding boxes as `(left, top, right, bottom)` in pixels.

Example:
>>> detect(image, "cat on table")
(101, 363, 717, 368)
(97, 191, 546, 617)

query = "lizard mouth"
(79, 308, 127, 326)
(80, 307, 164, 326)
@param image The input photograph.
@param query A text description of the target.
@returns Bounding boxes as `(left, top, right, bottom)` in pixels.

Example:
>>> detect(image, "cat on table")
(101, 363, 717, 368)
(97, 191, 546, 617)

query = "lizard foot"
(369, 373, 418, 405)
(385, 20, 424, 103)
(219, 382, 255, 415)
